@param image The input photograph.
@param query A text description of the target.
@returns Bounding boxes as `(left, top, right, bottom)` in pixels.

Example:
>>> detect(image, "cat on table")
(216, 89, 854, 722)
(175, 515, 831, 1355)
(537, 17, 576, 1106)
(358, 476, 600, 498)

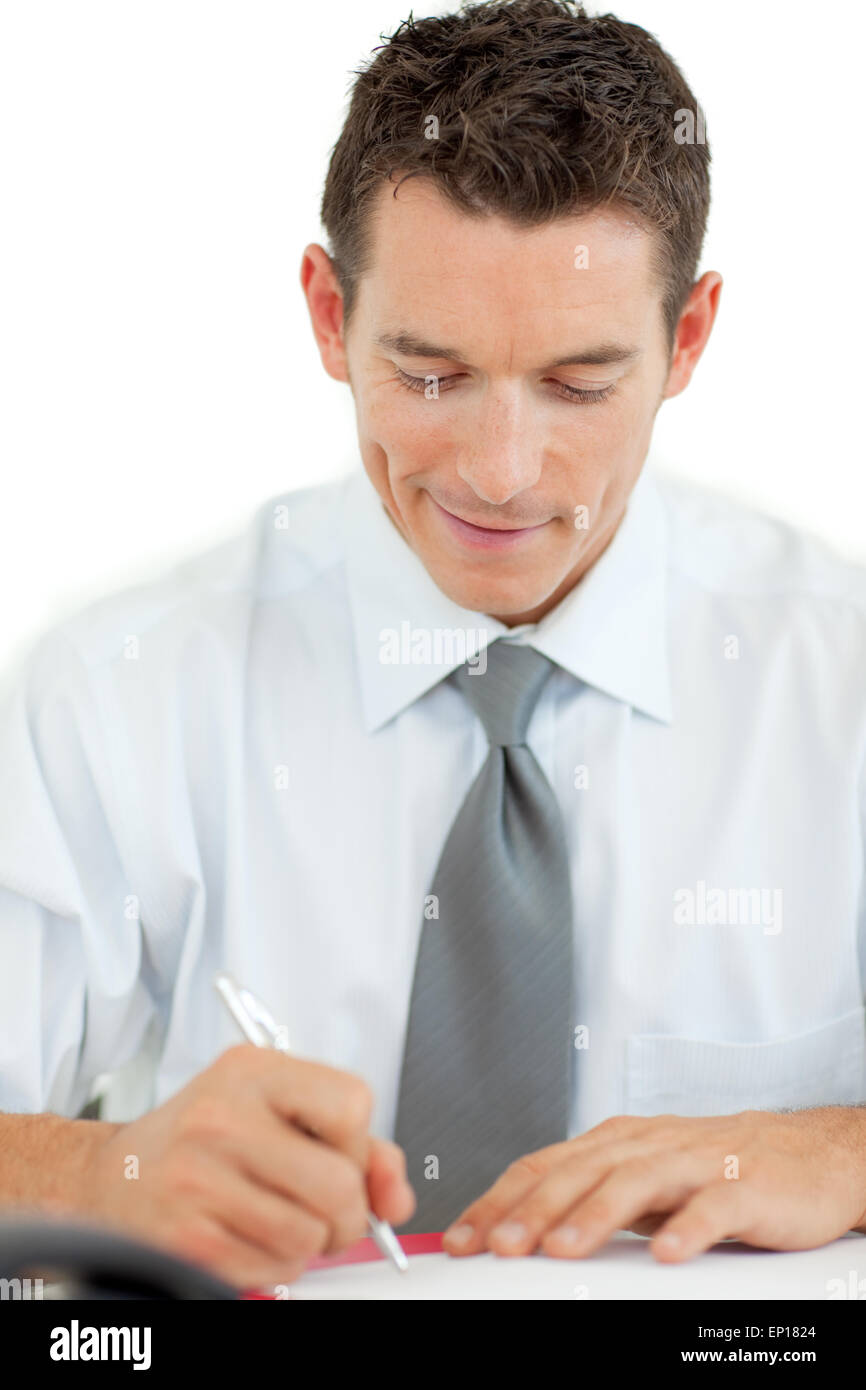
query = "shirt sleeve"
(860, 746, 866, 1007)
(0, 627, 158, 1117)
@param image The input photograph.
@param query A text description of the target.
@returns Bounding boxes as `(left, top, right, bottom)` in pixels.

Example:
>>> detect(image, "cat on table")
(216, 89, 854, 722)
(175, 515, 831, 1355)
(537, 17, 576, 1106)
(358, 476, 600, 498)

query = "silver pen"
(213, 972, 409, 1274)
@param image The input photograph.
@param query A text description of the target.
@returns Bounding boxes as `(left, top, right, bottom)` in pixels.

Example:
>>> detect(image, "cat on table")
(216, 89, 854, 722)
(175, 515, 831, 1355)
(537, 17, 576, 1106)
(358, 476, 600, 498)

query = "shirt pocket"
(624, 1006, 866, 1117)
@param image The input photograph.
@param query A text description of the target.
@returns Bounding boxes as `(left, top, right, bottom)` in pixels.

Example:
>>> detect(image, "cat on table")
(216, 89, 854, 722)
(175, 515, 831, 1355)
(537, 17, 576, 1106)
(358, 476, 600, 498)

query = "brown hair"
(321, 0, 710, 349)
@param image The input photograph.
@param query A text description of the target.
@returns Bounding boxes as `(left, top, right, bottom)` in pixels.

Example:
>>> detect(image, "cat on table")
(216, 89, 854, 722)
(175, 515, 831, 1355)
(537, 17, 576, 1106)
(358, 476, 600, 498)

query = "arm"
(0, 629, 158, 1121)
(1, 1052, 415, 1290)
(0, 1112, 122, 1212)
(836, 1104, 866, 1234)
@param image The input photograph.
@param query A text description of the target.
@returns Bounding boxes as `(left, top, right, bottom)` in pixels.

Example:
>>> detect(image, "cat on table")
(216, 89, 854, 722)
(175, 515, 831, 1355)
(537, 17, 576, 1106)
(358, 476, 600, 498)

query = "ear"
(662, 270, 723, 400)
(299, 244, 350, 384)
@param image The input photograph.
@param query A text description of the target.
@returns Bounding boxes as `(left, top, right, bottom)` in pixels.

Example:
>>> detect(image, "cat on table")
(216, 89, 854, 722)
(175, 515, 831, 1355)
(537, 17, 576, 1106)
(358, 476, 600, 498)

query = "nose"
(456, 384, 543, 505)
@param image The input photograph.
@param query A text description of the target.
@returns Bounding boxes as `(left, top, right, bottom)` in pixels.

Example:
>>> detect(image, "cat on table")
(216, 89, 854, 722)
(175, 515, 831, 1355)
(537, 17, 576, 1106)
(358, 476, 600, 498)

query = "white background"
(2, 0, 863, 667)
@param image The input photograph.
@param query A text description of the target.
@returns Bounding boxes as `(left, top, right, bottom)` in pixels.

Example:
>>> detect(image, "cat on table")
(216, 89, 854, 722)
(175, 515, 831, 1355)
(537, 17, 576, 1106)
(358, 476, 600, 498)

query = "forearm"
(812, 1104, 866, 1235)
(0, 1112, 122, 1214)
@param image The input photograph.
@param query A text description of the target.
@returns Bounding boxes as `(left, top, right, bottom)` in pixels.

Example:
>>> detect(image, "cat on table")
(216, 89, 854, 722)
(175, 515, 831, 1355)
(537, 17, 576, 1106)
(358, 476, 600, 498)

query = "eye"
(392, 365, 617, 404)
(393, 366, 461, 393)
(550, 380, 617, 404)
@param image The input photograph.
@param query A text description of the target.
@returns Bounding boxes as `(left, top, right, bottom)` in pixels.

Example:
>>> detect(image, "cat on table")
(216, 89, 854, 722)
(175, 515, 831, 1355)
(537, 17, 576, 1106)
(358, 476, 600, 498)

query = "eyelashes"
(393, 366, 456, 395)
(554, 380, 617, 405)
(392, 365, 616, 405)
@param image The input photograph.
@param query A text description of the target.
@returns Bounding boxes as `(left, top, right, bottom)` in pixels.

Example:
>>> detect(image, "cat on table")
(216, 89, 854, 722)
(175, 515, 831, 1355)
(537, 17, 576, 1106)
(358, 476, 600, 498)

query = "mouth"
(430, 496, 551, 551)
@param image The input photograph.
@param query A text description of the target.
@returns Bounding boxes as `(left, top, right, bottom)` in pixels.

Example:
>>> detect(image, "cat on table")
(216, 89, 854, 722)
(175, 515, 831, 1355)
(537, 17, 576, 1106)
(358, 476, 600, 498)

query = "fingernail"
(444, 1222, 475, 1248)
(549, 1225, 582, 1247)
(490, 1220, 527, 1247)
(657, 1231, 681, 1249)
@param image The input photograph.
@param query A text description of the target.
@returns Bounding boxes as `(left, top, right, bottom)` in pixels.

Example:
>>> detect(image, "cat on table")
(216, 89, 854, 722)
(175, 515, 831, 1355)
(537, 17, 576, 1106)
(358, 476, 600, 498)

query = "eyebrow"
(374, 330, 640, 369)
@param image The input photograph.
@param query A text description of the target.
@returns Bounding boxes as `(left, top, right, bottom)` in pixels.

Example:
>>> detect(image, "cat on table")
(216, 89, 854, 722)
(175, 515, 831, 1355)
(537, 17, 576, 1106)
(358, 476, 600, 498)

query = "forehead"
(357, 176, 663, 358)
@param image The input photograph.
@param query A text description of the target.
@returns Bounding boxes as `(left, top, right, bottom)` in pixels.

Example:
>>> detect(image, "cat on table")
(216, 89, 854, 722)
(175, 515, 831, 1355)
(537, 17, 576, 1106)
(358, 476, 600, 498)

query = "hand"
(442, 1107, 866, 1263)
(74, 1044, 415, 1289)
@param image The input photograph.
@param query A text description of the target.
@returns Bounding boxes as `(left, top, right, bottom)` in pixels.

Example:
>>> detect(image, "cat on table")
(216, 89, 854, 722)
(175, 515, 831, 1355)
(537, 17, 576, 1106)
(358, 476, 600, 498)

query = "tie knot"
(451, 641, 556, 747)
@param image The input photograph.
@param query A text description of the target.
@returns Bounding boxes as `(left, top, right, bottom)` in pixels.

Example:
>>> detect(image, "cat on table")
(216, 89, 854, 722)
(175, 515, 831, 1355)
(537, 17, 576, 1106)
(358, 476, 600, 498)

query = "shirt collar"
(342, 463, 672, 732)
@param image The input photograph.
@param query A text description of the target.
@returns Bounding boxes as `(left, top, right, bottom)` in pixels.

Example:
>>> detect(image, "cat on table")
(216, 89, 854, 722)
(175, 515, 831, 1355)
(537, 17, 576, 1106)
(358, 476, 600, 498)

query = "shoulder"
(655, 468, 866, 621)
(5, 474, 355, 703)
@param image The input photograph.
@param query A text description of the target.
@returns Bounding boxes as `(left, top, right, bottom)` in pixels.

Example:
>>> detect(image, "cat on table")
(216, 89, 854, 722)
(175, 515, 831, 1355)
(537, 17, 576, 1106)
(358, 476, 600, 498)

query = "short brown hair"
(321, 0, 710, 349)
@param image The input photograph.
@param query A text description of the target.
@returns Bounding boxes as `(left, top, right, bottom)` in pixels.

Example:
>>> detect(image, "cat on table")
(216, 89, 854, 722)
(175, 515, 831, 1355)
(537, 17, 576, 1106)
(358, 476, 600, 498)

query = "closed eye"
(393, 366, 462, 393)
(392, 365, 616, 404)
(549, 379, 617, 404)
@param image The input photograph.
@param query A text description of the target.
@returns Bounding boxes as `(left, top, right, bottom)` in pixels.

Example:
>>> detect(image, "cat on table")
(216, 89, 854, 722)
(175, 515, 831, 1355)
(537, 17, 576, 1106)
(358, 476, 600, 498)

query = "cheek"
(361, 392, 457, 470)
(544, 404, 636, 486)
(564, 399, 654, 502)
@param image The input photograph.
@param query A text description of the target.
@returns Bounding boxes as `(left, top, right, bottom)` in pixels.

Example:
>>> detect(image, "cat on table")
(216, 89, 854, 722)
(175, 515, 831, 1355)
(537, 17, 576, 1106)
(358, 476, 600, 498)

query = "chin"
(431, 569, 554, 620)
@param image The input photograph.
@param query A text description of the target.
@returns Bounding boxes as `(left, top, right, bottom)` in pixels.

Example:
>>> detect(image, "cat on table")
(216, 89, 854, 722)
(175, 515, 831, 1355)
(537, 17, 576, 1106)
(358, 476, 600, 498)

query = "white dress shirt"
(1, 461, 865, 1138)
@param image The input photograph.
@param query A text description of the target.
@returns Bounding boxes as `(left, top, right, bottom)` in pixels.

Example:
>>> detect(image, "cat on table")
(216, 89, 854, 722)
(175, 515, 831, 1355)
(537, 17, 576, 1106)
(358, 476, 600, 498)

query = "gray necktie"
(393, 639, 575, 1233)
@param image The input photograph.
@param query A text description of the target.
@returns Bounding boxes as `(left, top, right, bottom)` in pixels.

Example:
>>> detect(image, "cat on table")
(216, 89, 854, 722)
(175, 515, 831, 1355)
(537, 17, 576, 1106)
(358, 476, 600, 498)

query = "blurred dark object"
(0, 1217, 237, 1299)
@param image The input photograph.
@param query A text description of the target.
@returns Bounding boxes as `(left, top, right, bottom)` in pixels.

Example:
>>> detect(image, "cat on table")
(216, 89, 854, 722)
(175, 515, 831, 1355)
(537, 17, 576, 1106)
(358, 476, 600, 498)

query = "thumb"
(366, 1137, 416, 1226)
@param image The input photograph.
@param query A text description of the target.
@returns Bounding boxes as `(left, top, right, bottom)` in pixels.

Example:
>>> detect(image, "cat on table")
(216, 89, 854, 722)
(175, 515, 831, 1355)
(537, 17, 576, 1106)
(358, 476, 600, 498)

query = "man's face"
(312, 180, 691, 624)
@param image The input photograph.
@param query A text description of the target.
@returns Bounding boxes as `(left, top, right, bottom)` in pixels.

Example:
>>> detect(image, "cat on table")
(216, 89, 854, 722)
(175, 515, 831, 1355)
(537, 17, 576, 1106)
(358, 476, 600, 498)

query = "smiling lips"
(431, 496, 550, 550)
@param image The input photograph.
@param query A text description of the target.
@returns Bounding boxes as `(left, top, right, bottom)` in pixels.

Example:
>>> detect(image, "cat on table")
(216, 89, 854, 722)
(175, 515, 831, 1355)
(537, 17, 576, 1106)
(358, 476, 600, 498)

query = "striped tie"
(393, 640, 575, 1232)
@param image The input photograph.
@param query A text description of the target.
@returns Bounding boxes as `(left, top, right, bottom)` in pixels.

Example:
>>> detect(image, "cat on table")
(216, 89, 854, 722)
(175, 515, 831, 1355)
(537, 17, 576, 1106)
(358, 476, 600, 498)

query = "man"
(1, 0, 864, 1291)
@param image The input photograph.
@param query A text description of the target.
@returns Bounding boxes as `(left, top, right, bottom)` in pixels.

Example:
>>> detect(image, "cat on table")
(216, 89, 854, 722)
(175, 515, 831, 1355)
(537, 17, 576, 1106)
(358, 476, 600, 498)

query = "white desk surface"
(291, 1230, 866, 1301)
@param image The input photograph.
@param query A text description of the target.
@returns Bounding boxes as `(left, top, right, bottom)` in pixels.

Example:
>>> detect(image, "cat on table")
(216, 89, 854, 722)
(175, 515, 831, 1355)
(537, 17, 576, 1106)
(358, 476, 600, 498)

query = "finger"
(650, 1180, 748, 1263)
(267, 1058, 376, 1168)
(539, 1153, 703, 1258)
(196, 1108, 371, 1252)
(168, 1210, 311, 1292)
(367, 1138, 416, 1226)
(441, 1144, 574, 1254)
(171, 1150, 332, 1267)
(443, 1120, 655, 1256)
(219, 1045, 376, 1166)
